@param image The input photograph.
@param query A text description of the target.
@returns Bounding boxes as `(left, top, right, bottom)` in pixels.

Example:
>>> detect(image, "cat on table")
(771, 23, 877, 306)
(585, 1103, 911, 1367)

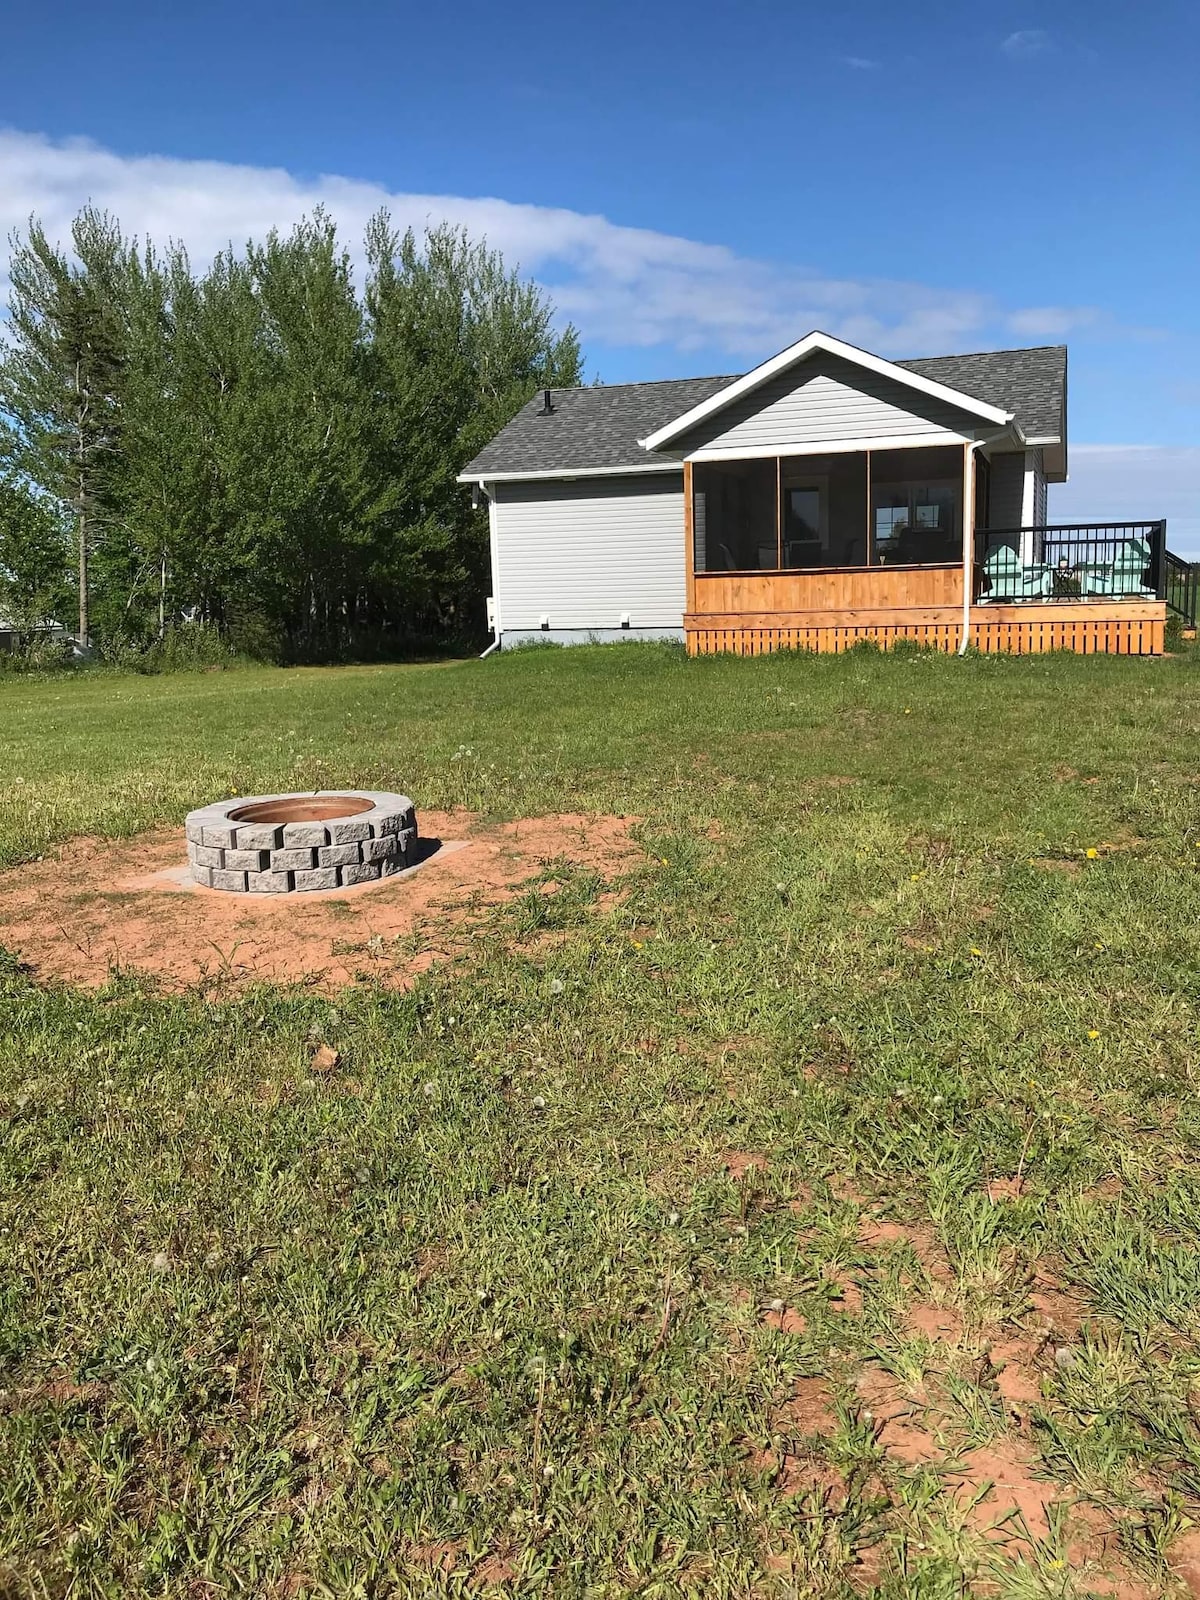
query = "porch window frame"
(689, 445, 971, 577)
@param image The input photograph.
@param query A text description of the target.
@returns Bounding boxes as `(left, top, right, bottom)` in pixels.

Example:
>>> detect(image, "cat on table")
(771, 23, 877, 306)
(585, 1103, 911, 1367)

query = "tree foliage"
(0, 209, 582, 659)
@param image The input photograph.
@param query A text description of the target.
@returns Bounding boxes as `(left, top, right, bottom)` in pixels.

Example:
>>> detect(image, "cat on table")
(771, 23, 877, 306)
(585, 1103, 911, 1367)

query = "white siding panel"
(987, 452, 1026, 529)
(494, 475, 685, 631)
(675, 353, 982, 454)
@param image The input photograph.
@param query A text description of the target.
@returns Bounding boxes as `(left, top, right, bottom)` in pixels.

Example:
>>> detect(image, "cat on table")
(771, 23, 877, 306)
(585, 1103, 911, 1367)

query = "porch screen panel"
(870, 446, 962, 566)
(692, 460, 779, 571)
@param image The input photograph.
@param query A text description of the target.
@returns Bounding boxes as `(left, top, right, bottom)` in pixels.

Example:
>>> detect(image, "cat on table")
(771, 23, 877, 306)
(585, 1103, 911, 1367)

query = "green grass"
(4, 642, 1200, 1596)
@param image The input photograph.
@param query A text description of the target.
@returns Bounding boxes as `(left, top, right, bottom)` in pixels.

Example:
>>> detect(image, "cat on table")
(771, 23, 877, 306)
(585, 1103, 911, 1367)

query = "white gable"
(665, 352, 994, 457)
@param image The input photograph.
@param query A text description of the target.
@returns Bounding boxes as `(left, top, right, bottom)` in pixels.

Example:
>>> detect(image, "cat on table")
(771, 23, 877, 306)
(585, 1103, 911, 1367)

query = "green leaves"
(0, 208, 583, 659)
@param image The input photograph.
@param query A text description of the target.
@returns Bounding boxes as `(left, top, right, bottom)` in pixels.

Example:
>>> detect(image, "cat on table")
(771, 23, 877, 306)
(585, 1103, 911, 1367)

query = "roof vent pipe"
(538, 388, 555, 415)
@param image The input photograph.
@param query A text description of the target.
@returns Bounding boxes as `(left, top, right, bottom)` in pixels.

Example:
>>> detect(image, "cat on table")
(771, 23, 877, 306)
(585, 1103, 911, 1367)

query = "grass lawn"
(4, 642, 1200, 1597)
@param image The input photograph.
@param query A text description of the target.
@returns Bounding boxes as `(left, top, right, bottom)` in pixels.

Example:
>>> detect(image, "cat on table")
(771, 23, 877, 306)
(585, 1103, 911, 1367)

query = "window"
(872, 480, 960, 565)
(781, 480, 828, 568)
(692, 459, 778, 571)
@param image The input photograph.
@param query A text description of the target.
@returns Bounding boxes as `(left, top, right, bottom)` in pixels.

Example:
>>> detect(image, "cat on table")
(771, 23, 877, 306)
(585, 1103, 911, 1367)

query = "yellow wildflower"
(1087, 1029, 1100, 1040)
(1086, 847, 1099, 859)
(970, 947, 983, 957)
(631, 939, 644, 950)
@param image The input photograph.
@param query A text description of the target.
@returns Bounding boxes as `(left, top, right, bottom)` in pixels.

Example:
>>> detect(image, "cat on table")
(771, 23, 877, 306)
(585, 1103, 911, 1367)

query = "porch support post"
(865, 449, 872, 566)
(961, 442, 975, 649)
(776, 456, 783, 569)
(684, 460, 695, 617)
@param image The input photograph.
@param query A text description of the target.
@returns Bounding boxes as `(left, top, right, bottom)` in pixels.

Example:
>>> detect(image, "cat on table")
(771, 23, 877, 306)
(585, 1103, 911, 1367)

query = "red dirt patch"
(951, 1439, 1058, 1542)
(775, 1375, 838, 1437)
(904, 1302, 963, 1341)
(987, 1339, 1046, 1413)
(1170, 1527, 1200, 1597)
(985, 1176, 1025, 1203)
(764, 1305, 808, 1335)
(856, 1368, 941, 1464)
(723, 1151, 769, 1180)
(1025, 1278, 1089, 1340)
(0, 811, 640, 994)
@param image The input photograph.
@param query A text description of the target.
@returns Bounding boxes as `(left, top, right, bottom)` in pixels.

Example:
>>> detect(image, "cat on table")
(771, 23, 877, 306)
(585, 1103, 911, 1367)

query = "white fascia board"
(637, 330, 1014, 451)
(456, 461, 682, 485)
(686, 430, 975, 463)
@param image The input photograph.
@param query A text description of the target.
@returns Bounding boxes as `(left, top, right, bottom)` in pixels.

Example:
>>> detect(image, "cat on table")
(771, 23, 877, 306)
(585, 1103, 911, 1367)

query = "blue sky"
(2, 0, 1197, 542)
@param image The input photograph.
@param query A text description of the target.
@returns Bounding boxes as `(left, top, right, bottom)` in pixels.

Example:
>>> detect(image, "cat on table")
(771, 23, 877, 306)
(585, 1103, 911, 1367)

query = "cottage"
(460, 331, 1194, 656)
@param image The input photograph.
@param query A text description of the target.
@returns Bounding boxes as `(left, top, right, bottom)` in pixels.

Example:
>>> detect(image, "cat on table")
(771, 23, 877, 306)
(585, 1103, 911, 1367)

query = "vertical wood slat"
(685, 606, 1165, 659)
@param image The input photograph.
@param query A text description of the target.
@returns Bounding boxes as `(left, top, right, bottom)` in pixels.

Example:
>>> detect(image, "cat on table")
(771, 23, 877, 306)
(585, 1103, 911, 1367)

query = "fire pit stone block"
(340, 862, 381, 886)
(282, 822, 330, 849)
(184, 791, 418, 894)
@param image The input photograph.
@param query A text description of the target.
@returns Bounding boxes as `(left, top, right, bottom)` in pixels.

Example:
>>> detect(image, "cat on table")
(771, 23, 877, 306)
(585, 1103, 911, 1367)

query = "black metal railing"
(973, 521, 1197, 619)
(1165, 549, 1199, 628)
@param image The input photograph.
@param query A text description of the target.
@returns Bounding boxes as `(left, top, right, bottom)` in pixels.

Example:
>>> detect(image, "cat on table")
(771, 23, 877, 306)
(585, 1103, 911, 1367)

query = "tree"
(0, 472, 72, 629)
(364, 217, 582, 639)
(0, 209, 128, 644)
(0, 206, 584, 658)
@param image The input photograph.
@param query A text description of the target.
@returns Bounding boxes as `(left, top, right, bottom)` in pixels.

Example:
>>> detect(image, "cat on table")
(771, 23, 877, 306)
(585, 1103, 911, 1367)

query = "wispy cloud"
(1007, 305, 1100, 338)
(1001, 28, 1051, 59)
(1057, 446, 1200, 555)
(0, 128, 1102, 363)
(839, 55, 881, 70)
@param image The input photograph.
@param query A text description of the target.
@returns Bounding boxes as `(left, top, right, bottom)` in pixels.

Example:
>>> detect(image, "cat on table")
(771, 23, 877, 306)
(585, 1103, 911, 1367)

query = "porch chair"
(1084, 538, 1156, 599)
(981, 545, 1052, 602)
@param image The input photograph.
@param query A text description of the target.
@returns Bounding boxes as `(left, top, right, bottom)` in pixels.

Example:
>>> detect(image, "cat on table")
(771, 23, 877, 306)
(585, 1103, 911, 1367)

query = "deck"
(684, 566, 1166, 656)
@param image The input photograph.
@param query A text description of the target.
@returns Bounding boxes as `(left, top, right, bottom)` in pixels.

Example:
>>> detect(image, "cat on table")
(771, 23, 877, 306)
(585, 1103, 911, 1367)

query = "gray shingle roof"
(460, 345, 1066, 479)
(897, 345, 1066, 441)
(460, 375, 737, 478)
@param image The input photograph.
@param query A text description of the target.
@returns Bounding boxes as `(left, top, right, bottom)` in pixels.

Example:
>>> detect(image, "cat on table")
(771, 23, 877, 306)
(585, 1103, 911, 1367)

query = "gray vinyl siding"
(987, 452, 1026, 529)
(492, 475, 686, 633)
(673, 353, 983, 455)
(1030, 449, 1048, 526)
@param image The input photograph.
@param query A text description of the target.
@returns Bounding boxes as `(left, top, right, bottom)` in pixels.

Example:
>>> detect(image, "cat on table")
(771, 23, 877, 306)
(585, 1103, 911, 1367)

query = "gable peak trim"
(637, 330, 1015, 452)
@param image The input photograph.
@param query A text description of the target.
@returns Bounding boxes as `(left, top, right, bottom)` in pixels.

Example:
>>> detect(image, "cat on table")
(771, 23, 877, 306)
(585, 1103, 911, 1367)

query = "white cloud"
(1001, 28, 1051, 59)
(0, 127, 1100, 364)
(1006, 305, 1100, 339)
(1055, 446, 1200, 557)
(840, 55, 881, 70)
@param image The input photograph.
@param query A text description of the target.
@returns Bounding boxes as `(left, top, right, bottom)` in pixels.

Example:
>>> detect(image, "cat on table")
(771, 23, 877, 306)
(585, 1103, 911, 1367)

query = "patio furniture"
(1084, 538, 1156, 598)
(981, 545, 1052, 601)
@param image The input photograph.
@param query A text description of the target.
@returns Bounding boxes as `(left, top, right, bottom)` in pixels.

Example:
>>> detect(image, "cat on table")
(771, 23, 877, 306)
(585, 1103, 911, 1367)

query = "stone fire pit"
(185, 791, 418, 893)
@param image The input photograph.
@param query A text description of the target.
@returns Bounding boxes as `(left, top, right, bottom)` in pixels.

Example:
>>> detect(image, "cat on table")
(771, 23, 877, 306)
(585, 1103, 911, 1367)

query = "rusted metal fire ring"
(184, 791, 418, 893)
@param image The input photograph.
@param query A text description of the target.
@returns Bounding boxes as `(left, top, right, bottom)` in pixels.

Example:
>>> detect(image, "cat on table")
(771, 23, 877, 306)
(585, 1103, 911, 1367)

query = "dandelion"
(910, 873, 921, 882)
(903, 707, 912, 715)
(1086, 847, 1099, 859)
(970, 947, 983, 958)
(1087, 1029, 1100, 1040)
(631, 939, 644, 950)
(150, 1251, 170, 1274)
(531, 1095, 547, 1111)
(661, 858, 669, 866)
(549, 978, 564, 996)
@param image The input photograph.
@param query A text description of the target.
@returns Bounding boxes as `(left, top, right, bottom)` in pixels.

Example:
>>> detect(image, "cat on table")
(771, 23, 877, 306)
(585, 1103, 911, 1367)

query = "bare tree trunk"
(75, 361, 89, 647)
(159, 550, 167, 640)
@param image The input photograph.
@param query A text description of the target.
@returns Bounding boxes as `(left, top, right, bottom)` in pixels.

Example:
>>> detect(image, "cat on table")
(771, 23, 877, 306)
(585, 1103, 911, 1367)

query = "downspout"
(477, 479, 502, 658)
(958, 440, 986, 656)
